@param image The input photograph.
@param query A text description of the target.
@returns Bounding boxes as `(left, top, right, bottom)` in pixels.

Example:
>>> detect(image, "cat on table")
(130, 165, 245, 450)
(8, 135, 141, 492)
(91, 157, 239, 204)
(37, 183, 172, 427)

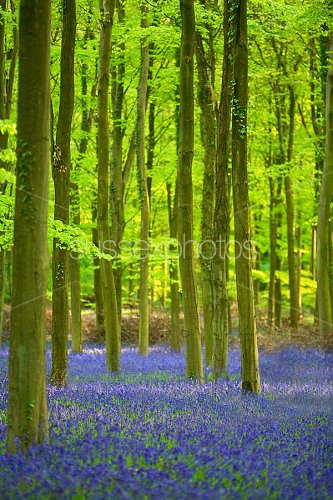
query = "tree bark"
(110, 0, 125, 320)
(178, 0, 203, 380)
(70, 180, 82, 353)
(285, 86, 299, 328)
(268, 178, 277, 329)
(232, 0, 260, 393)
(50, 0, 76, 387)
(8, 0, 50, 452)
(137, 4, 150, 355)
(0, 0, 18, 346)
(195, 15, 216, 367)
(167, 182, 181, 351)
(212, 0, 231, 378)
(70, 18, 95, 352)
(92, 211, 104, 328)
(317, 31, 333, 338)
(97, 0, 121, 371)
(274, 178, 283, 328)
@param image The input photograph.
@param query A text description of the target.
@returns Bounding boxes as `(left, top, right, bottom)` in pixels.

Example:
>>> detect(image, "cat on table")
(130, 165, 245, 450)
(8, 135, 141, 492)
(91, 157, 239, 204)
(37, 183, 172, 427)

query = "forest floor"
(0, 342, 332, 498)
(2, 304, 333, 351)
(0, 307, 332, 498)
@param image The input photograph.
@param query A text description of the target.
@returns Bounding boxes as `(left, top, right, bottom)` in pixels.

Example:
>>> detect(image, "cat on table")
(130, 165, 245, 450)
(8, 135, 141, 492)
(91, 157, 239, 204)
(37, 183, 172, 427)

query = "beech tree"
(167, 181, 181, 351)
(7, 0, 51, 451)
(50, 0, 76, 387)
(0, 0, 17, 345)
(317, 31, 333, 337)
(137, 3, 150, 355)
(70, 14, 95, 354)
(195, 0, 216, 366)
(97, 0, 121, 371)
(212, 0, 232, 378)
(178, 0, 203, 380)
(232, 0, 261, 392)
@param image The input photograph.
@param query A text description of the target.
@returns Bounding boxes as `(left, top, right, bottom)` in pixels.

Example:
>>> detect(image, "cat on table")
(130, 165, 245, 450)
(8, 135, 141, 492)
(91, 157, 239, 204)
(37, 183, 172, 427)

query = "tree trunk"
(212, 0, 231, 378)
(137, 4, 150, 355)
(70, 20, 94, 353)
(50, 0, 76, 387)
(329, 220, 333, 318)
(268, 178, 277, 329)
(167, 182, 181, 351)
(317, 31, 333, 338)
(285, 86, 298, 328)
(0, 2, 5, 123)
(296, 212, 302, 320)
(274, 178, 283, 329)
(93, 222, 104, 328)
(8, 0, 50, 452)
(232, 0, 260, 393)
(309, 36, 327, 282)
(97, 0, 120, 371)
(110, 0, 125, 321)
(0, 0, 18, 346)
(70, 182, 82, 353)
(195, 24, 215, 367)
(0, 0, 6, 347)
(178, 0, 203, 380)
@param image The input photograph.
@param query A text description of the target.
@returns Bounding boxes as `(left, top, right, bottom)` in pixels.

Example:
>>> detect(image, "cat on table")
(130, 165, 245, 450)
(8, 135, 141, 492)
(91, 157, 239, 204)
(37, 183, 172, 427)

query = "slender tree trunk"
(253, 212, 261, 306)
(232, 0, 260, 393)
(0, 0, 6, 347)
(271, 175, 282, 329)
(110, 0, 125, 320)
(92, 211, 104, 328)
(212, 0, 231, 378)
(50, 0, 76, 387)
(97, 0, 121, 371)
(317, 31, 333, 338)
(0, 0, 17, 345)
(8, 0, 50, 452)
(70, 21, 95, 353)
(195, 20, 215, 367)
(296, 212, 302, 319)
(329, 220, 333, 317)
(0, 1, 6, 349)
(147, 98, 155, 312)
(167, 182, 181, 351)
(70, 183, 82, 353)
(285, 86, 298, 327)
(309, 36, 327, 282)
(268, 178, 277, 329)
(137, 4, 150, 355)
(166, 47, 181, 352)
(178, 0, 203, 380)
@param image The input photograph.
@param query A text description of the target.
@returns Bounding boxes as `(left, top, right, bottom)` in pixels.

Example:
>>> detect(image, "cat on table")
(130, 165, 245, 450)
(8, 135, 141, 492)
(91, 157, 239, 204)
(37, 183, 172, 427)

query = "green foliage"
(0, 0, 328, 317)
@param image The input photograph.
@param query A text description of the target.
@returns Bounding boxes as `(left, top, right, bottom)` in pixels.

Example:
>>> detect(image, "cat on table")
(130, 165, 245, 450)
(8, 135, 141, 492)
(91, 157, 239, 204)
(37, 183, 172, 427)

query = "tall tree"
(137, 3, 150, 355)
(110, 0, 125, 319)
(212, 0, 232, 378)
(97, 0, 121, 371)
(232, 0, 260, 392)
(50, 0, 76, 387)
(317, 30, 333, 337)
(271, 42, 299, 328)
(0, 0, 18, 346)
(167, 182, 181, 351)
(178, 0, 203, 380)
(7, 0, 50, 452)
(0, 0, 5, 348)
(70, 14, 95, 353)
(195, 1, 216, 366)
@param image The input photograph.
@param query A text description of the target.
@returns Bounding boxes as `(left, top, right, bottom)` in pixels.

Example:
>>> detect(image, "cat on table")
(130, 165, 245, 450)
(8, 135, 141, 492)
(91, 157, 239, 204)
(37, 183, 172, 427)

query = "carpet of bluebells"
(0, 344, 332, 499)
